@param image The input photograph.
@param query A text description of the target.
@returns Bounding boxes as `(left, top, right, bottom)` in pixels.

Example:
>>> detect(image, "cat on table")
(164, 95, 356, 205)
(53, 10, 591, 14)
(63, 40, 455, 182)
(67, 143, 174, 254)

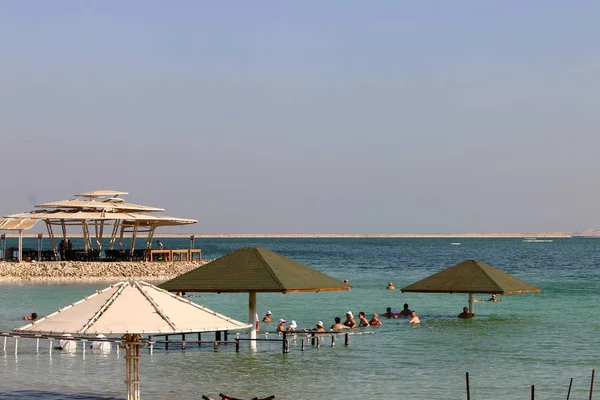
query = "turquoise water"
(1, 237, 599, 399)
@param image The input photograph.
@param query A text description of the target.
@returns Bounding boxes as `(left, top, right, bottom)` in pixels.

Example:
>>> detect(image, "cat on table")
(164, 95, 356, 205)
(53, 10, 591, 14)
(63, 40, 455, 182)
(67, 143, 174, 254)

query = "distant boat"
(451, 242, 461, 245)
(522, 238, 553, 243)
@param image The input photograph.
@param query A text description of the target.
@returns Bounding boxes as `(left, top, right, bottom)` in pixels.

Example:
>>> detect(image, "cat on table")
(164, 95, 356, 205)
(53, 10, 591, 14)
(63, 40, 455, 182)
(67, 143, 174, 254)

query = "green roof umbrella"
(401, 259, 540, 315)
(159, 247, 350, 347)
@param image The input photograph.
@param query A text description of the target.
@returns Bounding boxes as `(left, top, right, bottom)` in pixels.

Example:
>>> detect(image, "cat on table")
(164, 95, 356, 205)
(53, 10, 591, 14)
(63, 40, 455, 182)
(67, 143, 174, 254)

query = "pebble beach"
(0, 260, 208, 283)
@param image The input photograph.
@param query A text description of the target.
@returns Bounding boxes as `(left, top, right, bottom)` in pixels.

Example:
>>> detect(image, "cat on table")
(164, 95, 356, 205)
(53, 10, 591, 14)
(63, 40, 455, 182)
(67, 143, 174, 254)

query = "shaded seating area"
(2, 189, 198, 264)
(63, 249, 101, 261)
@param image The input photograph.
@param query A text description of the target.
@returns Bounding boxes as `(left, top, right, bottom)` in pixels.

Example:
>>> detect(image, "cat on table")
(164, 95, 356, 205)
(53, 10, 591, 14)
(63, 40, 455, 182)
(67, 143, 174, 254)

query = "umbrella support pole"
(248, 292, 257, 351)
(122, 333, 145, 400)
(468, 293, 475, 314)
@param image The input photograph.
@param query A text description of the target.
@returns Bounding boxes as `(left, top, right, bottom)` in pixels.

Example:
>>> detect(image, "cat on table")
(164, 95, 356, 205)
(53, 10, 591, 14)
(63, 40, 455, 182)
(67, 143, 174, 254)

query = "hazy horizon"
(2, 2, 599, 234)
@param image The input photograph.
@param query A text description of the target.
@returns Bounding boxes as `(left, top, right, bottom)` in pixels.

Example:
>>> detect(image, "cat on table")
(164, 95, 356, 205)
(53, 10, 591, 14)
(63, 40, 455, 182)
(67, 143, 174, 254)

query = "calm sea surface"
(1, 237, 599, 399)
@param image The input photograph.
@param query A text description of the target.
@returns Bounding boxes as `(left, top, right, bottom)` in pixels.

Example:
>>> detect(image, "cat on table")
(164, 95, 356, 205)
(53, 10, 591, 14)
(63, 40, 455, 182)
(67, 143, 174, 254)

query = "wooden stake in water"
(567, 377, 573, 400)
(531, 384, 534, 400)
(590, 369, 595, 400)
(466, 372, 471, 400)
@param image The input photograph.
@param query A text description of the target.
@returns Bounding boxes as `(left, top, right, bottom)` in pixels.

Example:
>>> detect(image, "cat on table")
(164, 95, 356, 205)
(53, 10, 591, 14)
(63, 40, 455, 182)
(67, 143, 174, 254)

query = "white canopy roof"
(14, 281, 251, 335)
(5, 210, 196, 225)
(35, 199, 164, 212)
(0, 218, 40, 230)
(76, 190, 129, 198)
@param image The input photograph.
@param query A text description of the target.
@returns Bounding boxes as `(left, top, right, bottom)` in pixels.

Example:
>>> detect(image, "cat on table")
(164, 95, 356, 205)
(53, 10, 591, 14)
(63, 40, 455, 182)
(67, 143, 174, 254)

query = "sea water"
(1, 237, 599, 399)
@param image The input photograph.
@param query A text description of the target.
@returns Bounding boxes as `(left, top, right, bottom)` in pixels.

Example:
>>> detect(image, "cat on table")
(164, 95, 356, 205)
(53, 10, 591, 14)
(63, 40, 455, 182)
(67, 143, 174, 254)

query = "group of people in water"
(259, 291, 503, 331)
(260, 303, 423, 333)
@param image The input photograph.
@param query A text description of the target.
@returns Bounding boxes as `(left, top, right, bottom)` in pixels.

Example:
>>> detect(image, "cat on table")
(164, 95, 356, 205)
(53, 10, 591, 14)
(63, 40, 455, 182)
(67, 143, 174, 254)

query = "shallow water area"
(1, 237, 599, 399)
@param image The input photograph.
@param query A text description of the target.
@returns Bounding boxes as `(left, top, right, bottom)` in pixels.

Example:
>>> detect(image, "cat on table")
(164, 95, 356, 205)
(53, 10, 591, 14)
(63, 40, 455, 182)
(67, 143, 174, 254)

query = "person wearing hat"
(315, 321, 327, 332)
(287, 320, 297, 332)
(276, 319, 286, 332)
(343, 311, 357, 329)
(262, 311, 272, 323)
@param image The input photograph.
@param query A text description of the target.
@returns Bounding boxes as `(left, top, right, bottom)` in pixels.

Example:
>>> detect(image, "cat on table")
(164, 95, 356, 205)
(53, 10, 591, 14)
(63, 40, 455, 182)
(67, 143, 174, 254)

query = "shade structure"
(159, 246, 350, 293)
(401, 259, 540, 315)
(14, 281, 250, 400)
(159, 247, 350, 348)
(4, 189, 197, 255)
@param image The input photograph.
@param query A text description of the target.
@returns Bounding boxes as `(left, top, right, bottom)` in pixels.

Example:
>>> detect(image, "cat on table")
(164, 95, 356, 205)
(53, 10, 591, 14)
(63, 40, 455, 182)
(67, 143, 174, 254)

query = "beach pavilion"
(401, 259, 541, 315)
(159, 246, 350, 348)
(0, 190, 197, 261)
(13, 280, 251, 400)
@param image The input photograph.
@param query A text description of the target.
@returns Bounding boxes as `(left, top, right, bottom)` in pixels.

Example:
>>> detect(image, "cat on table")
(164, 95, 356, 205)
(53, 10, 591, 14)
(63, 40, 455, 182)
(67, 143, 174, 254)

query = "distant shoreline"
(3, 232, 575, 238)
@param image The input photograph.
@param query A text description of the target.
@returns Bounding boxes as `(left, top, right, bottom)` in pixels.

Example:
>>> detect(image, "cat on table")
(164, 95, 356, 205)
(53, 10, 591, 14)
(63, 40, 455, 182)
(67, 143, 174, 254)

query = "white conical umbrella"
(13, 281, 251, 400)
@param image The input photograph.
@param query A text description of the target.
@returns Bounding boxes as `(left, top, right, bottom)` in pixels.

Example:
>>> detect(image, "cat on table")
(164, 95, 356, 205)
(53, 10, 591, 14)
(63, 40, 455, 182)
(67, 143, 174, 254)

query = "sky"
(1, 1, 599, 234)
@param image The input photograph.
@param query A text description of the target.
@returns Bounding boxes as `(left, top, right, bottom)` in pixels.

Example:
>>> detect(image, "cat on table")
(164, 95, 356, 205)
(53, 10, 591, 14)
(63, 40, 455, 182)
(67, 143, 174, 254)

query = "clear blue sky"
(1, 1, 599, 234)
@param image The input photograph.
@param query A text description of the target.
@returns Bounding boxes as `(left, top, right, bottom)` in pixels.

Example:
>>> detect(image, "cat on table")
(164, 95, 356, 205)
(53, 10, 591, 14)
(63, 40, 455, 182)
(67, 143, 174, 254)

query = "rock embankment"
(0, 260, 210, 283)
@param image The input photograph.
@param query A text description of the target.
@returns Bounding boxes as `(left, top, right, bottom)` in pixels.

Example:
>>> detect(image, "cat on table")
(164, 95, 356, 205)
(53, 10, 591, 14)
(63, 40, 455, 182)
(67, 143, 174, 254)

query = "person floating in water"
(409, 311, 420, 324)
(358, 311, 370, 327)
(458, 307, 475, 319)
(262, 311, 272, 323)
(399, 303, 412, 317)
(382, 307, 398, 318)
(343, 311, 357, 329)
(330, 317, 350, 331)
(475, 294, 502, 303)
(369, 313, 382, 326)
(276, 319, 287, 332)
(23, 312, 38, 321)
(386, 281, 396, 290)
(315, 321, 327, 332)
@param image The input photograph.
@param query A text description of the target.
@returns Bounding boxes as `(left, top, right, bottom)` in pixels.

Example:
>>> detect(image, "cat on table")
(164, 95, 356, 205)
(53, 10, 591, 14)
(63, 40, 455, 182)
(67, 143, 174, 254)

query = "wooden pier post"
(344, 333, 350, 346)
(590, 369, 595, 400)
(567, 377, 573, 400)
(466, 372, 470, 400)
(531, 385, 534, 400)
(301, 339, 305, 351)
(331, 335, 335, 347)
(165, 335, 169, 350)
(198, 332, 201, 347)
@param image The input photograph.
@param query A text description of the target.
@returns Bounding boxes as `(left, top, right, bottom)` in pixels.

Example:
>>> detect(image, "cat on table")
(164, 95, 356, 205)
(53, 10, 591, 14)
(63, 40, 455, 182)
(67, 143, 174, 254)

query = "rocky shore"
(0, 260, 209, 283)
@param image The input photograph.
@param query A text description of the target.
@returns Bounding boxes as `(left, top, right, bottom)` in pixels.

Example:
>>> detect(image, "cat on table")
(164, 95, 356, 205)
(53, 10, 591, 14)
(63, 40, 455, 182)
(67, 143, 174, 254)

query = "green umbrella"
(159, 247, 350, 347)
(401, 259, 540, 315)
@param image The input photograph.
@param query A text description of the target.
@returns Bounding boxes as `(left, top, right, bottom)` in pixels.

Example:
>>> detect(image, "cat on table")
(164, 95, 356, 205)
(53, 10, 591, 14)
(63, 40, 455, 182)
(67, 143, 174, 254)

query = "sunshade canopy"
(35, 199, 164, 212)
(76, 190, 129, 198)
(0, 218, 40, 230)
(6, 210, 196, 225)
(401, 259, 541, 295)
(160, 246, 350, 293)
(14, 281, 251, 335)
